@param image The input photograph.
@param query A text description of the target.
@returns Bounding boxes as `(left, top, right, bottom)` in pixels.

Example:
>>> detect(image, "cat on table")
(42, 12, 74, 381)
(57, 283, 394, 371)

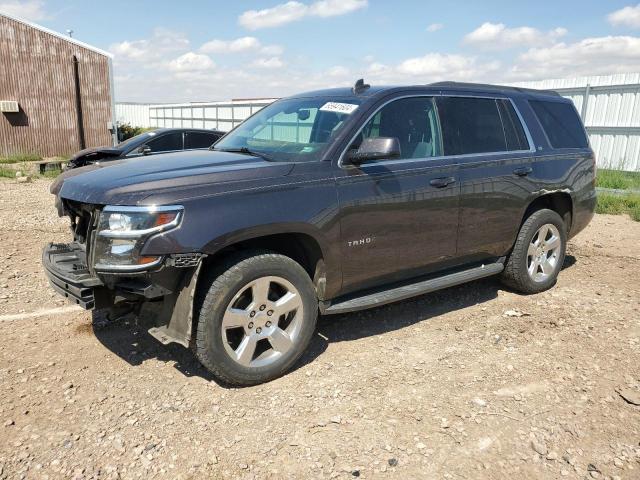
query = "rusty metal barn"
(0, 12, 115, 158)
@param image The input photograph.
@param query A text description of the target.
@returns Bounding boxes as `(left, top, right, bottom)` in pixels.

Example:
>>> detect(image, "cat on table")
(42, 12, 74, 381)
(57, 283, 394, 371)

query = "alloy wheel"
(221, 276, 304, 368)
(527, 223, 562, 282)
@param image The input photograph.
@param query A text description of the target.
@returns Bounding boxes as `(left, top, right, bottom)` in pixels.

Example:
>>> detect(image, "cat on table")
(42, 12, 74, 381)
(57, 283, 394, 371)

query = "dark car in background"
(66, 128, 225, 169)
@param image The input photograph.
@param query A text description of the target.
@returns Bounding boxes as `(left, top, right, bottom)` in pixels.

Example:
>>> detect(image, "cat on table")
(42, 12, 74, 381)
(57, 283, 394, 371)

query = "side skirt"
(320, 259, 505, 315)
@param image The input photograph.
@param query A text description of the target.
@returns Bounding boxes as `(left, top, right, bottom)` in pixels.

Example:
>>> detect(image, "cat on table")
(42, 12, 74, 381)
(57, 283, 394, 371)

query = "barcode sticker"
(319, 102, 359, 115)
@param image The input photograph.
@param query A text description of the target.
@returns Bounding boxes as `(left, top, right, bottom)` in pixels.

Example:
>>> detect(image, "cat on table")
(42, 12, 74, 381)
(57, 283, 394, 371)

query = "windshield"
(214, 97, 362, 162)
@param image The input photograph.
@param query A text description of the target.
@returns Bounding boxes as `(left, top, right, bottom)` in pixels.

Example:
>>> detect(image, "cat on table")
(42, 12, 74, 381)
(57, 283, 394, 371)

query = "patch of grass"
(41, 168, 62, 179)
(596, 169, 640, 191)
(0, 153, 42, 164)
(596, 193, 640, 221)
(0, 167, 15, 178)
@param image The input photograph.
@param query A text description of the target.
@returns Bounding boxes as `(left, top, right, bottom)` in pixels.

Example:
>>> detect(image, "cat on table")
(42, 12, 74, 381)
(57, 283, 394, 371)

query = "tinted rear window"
(436, 97, 506, 155)
(497, 99, 529, 151)
(530, 100, 588, 149)
(185, 132, 219, 149)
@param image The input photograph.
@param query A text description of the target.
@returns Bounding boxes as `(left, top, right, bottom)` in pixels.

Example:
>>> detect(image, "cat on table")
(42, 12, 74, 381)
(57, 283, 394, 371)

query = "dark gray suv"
(43, 81, 596, 385)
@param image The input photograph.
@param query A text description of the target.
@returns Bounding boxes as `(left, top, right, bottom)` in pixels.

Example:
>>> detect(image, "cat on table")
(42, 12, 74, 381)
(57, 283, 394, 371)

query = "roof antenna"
(353, 78, 370, 94)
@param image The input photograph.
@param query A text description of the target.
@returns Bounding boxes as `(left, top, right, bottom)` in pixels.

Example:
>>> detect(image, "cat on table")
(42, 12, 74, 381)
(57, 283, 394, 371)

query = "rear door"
(336, 95, 461, 294)
(185, 131, 221, 150)
(438, 95, 535, 261)
(146, 131, 184, 153)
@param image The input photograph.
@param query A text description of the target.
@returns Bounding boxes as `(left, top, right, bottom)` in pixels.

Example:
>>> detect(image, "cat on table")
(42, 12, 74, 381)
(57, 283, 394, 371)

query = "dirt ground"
(0, 179, 639, 480)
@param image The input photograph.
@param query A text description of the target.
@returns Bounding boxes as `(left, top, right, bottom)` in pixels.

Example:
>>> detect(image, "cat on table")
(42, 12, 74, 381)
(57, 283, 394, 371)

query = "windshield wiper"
(213, 147, 275, 162)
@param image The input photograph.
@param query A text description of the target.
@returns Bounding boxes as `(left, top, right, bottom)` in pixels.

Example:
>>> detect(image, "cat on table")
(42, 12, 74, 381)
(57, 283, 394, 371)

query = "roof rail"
(428, 81, 561, 97)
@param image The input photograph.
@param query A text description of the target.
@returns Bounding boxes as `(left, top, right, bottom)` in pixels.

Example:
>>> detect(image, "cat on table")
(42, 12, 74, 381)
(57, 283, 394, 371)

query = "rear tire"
(194, 251, 318, 386)
(501, 209, 567, 294)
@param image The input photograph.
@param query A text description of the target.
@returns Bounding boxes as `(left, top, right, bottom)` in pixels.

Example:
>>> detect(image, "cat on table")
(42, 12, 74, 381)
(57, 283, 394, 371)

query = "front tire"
(501, 209, 567, 294)
(195, 251, 318, 386)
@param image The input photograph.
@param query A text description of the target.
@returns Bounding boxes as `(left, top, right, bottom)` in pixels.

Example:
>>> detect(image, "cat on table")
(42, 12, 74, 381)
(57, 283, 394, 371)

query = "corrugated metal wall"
(515, 74, 640, 172)
(115, 103, 151, 128)
(114, 74, 640, 172)
(148, 100, 277, 131)
(0, 14, 113, 158)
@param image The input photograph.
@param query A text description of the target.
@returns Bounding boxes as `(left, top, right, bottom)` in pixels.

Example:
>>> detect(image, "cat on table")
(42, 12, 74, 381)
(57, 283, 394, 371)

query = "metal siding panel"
(115, 103, 150, 128)
(516, 75, 640, 170)
(0, 15, 111, 157)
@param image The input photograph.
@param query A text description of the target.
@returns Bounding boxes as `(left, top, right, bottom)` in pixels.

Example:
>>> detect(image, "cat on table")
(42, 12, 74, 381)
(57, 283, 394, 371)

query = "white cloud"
(0, 0, 47, 21)
(110, 28, 189, 63)
(167, 52, 215, 73)
(200, 36, 283, 56)
(109, 22, 640, 106)
(327, 65, 350, 77)
(252, 56, 285, 69)
(464, 22, 567, 50)
(608, 4, 640, 28)
(110, 41, 146, 60)
(308, 0, 367, 17)
(260, 44, 285, 56)
(510, 36, 640, 80)
(426, 23, 443, 33)
(200, 37, 260, 53)
(239, 1, 306, 29)
(398, 53, 477, 76)
(397, 53, 500, 82)
(239, 0, 367, 30)
(361, 53, 501, 85)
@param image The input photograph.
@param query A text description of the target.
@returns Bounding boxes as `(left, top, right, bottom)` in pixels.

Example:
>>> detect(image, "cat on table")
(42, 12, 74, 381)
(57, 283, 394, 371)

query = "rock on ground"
(0, 179, 639, 479)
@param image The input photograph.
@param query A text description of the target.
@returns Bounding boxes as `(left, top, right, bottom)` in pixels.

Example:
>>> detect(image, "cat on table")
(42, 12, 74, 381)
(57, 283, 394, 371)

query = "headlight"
(93, 205, 183, 272)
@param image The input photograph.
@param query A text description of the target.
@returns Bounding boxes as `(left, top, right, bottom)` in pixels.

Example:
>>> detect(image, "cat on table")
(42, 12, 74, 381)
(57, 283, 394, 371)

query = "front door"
(335, 96, 460, 295)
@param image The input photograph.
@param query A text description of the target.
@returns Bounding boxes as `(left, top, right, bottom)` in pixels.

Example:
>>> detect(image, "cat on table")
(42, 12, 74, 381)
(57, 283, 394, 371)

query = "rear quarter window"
(530, 100, 588, 149)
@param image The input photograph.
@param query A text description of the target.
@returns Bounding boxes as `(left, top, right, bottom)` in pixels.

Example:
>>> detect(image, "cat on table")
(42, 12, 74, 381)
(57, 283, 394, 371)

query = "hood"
(50, 160, 127, 195)
(58, 150, 295, 206)
(69, 146, 124, 161)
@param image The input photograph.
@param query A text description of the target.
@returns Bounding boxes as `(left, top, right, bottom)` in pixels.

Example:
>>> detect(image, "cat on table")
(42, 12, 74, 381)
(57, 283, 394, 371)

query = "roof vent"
(0, 101, 19, 113)
(353, 79, 370, 95)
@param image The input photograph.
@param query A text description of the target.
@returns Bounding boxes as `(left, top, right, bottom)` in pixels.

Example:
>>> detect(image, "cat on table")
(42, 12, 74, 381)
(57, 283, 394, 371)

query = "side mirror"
(346, 137, 401, 164)
(138, 145, 152, 155)
(298, 109, 311, 121)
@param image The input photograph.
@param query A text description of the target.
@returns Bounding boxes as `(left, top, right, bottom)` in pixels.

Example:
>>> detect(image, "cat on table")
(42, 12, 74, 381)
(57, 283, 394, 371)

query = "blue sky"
(2, 0, 640, 102)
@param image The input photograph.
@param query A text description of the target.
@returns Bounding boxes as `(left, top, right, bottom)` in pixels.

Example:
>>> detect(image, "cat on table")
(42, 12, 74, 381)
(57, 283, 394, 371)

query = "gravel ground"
(0, 179, 639, 480)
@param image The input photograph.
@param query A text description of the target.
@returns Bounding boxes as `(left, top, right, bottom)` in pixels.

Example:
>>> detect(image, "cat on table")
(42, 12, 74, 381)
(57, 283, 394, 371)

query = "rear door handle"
(513, 167, 533, 177)
(429, 176, 456, 188)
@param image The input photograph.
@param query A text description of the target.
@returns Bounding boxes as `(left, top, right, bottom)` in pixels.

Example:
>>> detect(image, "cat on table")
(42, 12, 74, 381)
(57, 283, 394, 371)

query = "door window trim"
(338, 94, 535, 169)
(134, 131, 185, 155)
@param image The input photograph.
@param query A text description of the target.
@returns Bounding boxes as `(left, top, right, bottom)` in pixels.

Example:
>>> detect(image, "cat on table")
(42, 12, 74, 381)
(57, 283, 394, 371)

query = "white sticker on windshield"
(320, 102, 359, 115)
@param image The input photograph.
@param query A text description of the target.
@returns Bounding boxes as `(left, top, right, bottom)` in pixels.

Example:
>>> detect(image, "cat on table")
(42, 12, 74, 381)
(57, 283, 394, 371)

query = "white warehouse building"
(115, 73, 640, 172)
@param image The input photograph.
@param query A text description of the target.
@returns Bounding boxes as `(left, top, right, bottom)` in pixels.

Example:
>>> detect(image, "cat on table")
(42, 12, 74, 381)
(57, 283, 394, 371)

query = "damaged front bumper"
(42, 242, 104, 309)
(42, 242, 203, 347)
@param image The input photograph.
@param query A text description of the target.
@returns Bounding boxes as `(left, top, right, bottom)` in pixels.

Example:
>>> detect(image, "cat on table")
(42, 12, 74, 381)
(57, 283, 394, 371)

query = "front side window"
(353, 97, 442, 160)
(214, 97, 362, 162)
(146, 132, 183, 152)
(436, 97, 507, 156)
(530, 100, 588, 149)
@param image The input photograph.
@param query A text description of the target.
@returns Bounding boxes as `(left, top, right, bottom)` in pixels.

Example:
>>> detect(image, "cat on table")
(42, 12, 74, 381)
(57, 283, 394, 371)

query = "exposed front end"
(42, 199, 202, 345)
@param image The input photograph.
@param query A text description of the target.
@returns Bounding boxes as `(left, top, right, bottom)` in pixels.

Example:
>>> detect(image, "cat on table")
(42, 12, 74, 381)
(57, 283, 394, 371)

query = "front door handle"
(513, 167, 533, 177)
(429, 177, 456, 188)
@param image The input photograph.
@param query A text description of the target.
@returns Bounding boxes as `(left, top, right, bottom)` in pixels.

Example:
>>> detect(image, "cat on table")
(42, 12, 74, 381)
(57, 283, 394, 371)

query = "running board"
(322, 261, 504, 315)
